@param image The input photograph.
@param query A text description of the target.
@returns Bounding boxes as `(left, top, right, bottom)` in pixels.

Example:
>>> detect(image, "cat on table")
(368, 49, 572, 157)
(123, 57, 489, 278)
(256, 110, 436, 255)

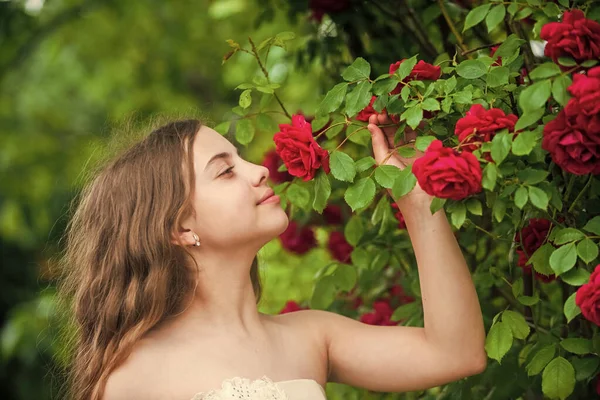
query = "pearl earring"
(192, 233, 201, 247)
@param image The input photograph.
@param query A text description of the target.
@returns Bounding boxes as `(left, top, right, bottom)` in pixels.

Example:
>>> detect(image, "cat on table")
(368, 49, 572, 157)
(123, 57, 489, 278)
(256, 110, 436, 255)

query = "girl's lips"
(259, 195, 280, 205)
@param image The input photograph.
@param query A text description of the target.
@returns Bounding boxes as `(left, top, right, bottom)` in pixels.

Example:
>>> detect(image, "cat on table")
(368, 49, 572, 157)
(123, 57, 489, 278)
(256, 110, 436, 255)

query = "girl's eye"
(220, 166, 235, 177)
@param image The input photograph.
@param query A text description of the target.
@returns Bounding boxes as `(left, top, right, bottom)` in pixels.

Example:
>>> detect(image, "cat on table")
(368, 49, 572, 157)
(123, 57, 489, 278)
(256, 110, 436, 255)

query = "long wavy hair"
(52, 117, 263, 400)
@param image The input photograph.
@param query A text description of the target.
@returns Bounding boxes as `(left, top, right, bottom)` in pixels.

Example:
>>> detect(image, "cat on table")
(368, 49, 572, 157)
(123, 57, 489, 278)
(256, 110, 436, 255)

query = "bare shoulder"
(102, 338, 160, 400)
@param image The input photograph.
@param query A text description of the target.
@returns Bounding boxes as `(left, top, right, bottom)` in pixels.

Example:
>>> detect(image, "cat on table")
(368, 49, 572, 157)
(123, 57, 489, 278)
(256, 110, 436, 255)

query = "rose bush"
(223, 1, 600, 398)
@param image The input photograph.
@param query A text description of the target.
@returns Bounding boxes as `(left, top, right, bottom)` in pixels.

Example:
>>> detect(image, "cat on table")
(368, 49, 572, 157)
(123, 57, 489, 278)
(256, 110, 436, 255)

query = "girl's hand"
(367, 112, 434, 213)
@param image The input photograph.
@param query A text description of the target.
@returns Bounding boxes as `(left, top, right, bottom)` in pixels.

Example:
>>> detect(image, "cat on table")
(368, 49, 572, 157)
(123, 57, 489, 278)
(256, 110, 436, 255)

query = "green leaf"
(429, 197, 446, 215)
(373, 94, 388, 113)
(275, 31, 295, 41)
(552, 75, 572, 107)
(583, 216, 600, 235)
(341, 57, 371, 81)
(549, 243, 577, 275)
(466, 198, 483, 216)
(494, 34, 525, 60)
(235, 118, 255, 145)
(553, 228, 585, 245)
(518, 294, 540, 306)
(375, 165, 402, 189)
(561, 268, 591, 286)
(239, 89, 252, 109)
(564, 292, 581, 323)
(318, 83, 348, 115)
(486, 4, 506, 32)
(557, 57, 577, 67)
(422, 98, 440, 111)
(487, 66, 509, 88)
(344, 216, 364, 247)
(527, 345, 556, 376)
(512, 129, 539, 156)
(529, 62, 561, 80)
(485, 321, 513, 364)
(372, 78, 398, 96)
(528, 243, 556, 276)
(286, 183, 310, 208)
(391, 301, 421, 322)
(312, 170, 331, 213)
(491, 132, 512, 165)
(560, 338, 593, 355)
(519, 80, 552, 112)
(330, 151, 357, 182)
(345, 81, 373, 117)
(344, 177, 376, 211)
(482, 163, 498, 191)
(401, 105, 423, 130)
(310, 275, 338, 309)
(515, 109, 545, 131)
(528, 186, 548, 210)
(397, 56, 417, 81)
(464, 4, 492, 32)
(514, 186, 528, 209)
(572, 357, 600, 382)
(392, 166, 417, 200)
(444, 76, 457, 94)
(450, 202, 467, 229)
(577, 239, 599, 264)
(355, 156, 376, 173)
(512, 277, 524, 298)
(456, 59, 488, 79)
(515, 6, 533, 21)
(502, 310, 530, 340)
(517, 168, 549, 185)
(541, 357, 575, 400)
(214, 121, 231, 135)
(415, 135, 436, 152)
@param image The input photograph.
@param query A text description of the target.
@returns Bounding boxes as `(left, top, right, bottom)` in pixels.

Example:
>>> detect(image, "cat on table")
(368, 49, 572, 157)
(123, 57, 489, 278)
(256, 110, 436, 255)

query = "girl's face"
(188, 125, 289, 250)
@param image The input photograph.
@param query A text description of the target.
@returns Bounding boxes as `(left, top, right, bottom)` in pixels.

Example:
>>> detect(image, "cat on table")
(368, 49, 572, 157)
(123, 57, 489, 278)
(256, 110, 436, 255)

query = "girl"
(55, 113, 486, 400)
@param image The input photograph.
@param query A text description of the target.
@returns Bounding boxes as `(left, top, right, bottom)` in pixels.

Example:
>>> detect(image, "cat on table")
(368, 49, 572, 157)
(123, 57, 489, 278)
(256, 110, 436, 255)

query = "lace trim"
(190, 375, 290, 400)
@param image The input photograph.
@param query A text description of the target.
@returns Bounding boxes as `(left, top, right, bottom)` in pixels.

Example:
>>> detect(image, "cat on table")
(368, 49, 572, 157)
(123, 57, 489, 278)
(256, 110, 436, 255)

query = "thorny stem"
(248, 37, 292, 119)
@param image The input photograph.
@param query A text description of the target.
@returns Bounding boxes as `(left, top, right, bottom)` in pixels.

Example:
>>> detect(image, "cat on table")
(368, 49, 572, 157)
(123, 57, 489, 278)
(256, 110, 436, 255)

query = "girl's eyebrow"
(204, 147, 240, 171)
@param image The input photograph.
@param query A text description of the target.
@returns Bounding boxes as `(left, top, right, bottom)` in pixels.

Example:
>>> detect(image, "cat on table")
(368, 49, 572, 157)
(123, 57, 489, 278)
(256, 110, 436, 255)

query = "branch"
(248, 37, 291, 119)
(437, 0, 470, 57)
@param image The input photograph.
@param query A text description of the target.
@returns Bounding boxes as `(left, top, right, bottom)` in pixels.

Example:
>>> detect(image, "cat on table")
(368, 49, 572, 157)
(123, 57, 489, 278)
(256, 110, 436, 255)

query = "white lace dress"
(190, 375, 327, 400)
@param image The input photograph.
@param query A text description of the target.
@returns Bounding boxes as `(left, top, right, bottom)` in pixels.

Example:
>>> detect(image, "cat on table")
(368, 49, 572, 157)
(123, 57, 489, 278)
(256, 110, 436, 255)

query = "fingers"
(367, 121, 389, 164)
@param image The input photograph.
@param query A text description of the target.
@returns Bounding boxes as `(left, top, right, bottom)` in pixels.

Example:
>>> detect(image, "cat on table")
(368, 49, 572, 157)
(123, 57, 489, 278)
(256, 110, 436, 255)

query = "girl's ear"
(170, 228, 194, 247)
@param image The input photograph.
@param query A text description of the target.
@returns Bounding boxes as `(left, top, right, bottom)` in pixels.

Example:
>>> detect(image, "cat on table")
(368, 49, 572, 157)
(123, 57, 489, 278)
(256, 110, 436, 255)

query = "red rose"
(514, 219, 557, 283)
(391, 203, 407, 229)
(412, 140, 483, 200)
(389, 60, 441, 95)
(309, 0, 350, 23)
(575, 264, 600, 327)
(327, 231, 353, 263)
(279, 220, 317, 255)
(542, 104, 600, 175)
(262, 149, 294, 184)
(455, 104, 518, 153)
(540, 10, 600, 66)
(279, 300, 309, 314)
(568, 67, 600, 116)
(356, 96, 401, 124)
(274, 114, 331, 181)
(389, 284, 415, 304)
(322, 204, 343, 225)
(360, 299, 398, 326)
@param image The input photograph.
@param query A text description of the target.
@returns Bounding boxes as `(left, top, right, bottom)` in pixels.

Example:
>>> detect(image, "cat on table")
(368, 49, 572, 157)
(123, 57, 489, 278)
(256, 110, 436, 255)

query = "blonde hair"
(52, 116, 262, 400)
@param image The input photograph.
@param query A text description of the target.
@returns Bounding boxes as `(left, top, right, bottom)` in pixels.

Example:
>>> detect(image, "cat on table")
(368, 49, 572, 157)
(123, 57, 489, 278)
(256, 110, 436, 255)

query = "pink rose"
(567, 66, 600, 116)
(389, 60, 441, 95)
(455, 104, 518, 153)
(262, 149, 294, 184)
(279, 220, 317, 255)
(327, 231, 353, 263)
